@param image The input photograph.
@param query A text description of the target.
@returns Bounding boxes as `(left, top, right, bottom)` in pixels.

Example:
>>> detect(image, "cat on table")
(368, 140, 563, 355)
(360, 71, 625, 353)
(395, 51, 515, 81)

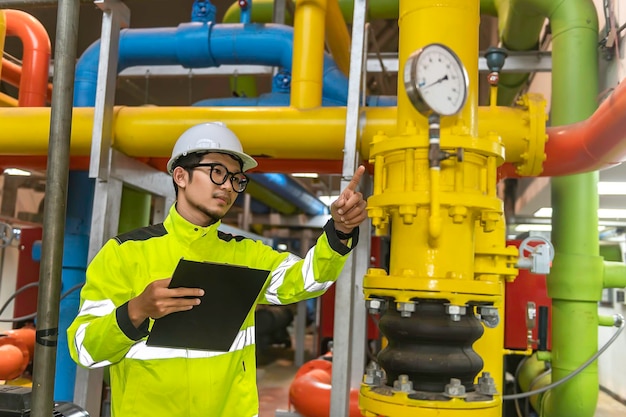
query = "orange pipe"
(0, 329, 32, 380)
(4, 9, 51, 107)
(501, 79, 626, 178)
(289, 359, 364, 417)
(1, 58, 53, 103)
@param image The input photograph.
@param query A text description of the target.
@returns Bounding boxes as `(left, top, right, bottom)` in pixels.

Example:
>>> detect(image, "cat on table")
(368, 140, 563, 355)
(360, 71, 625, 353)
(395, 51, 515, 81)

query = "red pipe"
(1, 57, 53, 103)
(500, 79, 626, 178)
(289, 358, 364, 417)
(4, 9, 51, 107)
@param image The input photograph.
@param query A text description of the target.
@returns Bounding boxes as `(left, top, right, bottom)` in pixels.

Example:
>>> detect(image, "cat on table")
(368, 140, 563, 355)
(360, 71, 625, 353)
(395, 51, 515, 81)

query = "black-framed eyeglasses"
(192, 163, 249, 193)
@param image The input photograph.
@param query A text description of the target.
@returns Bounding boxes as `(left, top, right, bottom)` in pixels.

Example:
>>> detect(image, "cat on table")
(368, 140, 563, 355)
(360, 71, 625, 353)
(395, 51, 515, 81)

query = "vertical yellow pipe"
(324, 0, 351, 76)
(397, 0, 479, 136)
(291, 0, 327, 109)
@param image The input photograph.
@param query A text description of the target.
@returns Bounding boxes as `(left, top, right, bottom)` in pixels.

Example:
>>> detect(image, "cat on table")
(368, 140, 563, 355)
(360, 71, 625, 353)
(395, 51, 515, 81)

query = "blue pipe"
(248, 173, 328, 216)
(194, 93, 398, 107)
(74, 22, 348, 106)
(194, 92, 346, 107)
(33, 172, 94, 401)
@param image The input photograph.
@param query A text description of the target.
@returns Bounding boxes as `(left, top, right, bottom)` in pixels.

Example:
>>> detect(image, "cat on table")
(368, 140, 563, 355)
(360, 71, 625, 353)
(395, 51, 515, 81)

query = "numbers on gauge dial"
(414, 45, 467, 116)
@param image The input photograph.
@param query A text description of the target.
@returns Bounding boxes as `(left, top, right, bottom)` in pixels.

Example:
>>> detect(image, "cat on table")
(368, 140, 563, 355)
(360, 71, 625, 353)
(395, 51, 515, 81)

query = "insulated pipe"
(222, 0, 400, 24)
(0, 92, 18, 107)
(74, 23, 348, 106)
(501, 1, 600, 417)
(0, 327, 35, 380)
(499, 78, 626, 177)
(1, 58, 54, 102)
(484, 0, 545, 106)
(0, 106, 396, 160)
(3, 9, 51, 107)
(324, 0, 351, 76)
(290, 0, 327, 108)
(289, 359, 363, 417)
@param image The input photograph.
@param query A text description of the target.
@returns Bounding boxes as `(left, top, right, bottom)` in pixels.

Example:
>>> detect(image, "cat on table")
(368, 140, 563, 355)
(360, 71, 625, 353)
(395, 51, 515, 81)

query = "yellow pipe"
(0, 92, 18, 107)
(0, 106, 396, 158)
(0, 105, 543, 166)
(324, 0, 351, 76)
(291, 0, 327, 109)
(397, 0, 480, 136)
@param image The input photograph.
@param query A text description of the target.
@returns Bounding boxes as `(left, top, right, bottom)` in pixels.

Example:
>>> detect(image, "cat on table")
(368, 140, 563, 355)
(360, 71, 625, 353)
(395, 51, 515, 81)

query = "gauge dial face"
(403, 43, 469, 116)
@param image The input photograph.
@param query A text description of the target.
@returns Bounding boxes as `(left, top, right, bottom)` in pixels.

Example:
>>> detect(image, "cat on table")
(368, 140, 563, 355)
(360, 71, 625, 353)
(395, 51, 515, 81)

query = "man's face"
(173, 152, 244, 225)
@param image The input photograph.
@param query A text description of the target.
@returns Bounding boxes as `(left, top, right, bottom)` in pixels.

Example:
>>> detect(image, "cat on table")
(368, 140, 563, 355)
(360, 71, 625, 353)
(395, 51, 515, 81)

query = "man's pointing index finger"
(346, 165, 366, 192)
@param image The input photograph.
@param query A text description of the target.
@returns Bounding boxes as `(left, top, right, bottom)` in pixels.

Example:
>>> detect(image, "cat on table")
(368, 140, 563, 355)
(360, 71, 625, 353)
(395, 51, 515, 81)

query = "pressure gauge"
(403, 43, 469, 116)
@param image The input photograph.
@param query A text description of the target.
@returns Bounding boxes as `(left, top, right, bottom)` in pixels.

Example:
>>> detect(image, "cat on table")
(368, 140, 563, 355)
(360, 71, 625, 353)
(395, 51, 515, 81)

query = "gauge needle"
(420, 75, 448, 89)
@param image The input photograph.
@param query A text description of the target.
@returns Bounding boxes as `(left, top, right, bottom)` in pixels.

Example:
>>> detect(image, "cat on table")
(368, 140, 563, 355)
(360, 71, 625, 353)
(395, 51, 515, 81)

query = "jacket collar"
(163, 203, 222, 242)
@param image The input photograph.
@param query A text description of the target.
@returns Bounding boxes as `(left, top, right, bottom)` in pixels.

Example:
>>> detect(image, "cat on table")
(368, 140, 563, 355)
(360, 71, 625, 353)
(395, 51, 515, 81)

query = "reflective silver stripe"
(125, 326, 256, 360)
(301, 246, 333, 293)
(265, 253, 300, 304)
(77, 299, 116, 317)
(75, 323, 113, 368)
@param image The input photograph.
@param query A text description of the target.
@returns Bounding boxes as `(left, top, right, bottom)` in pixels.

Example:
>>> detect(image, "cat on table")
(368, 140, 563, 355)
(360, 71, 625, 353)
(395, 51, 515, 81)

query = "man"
(67, 122, 368, 417)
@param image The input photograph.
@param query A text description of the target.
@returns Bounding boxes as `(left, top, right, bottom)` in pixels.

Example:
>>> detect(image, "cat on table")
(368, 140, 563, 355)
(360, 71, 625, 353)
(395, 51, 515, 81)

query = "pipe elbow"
(0, 333, 31, 380)
(289, 358, 364, 417)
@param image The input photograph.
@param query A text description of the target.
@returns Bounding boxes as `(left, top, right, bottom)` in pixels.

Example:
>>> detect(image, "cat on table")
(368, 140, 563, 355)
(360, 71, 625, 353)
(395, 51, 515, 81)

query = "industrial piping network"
(2, 0, 626, 416)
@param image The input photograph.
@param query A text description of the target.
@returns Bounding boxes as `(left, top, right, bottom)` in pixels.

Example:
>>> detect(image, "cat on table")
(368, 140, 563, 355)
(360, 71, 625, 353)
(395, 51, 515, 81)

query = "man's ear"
(172, 166, 188, 188)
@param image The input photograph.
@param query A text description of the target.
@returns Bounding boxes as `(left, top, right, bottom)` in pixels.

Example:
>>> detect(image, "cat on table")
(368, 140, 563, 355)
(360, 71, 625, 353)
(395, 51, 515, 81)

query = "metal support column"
(30, 0, 80, 416)
(73, 1, 129, 415)
(330, 0, 369, 416)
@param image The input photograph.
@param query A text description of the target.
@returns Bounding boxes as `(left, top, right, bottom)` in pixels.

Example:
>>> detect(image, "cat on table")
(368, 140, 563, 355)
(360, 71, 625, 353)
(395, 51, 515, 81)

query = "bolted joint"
(444, 378, 466, 398)
(479, 306, 500, 328)
(366, 298, 385, 315)
(445, 304, 467, 322)
(397, 301, 417, 318)
(363, 362, 386, 386)
(477, 372, 498, 395)
(393, 374, 414, 393)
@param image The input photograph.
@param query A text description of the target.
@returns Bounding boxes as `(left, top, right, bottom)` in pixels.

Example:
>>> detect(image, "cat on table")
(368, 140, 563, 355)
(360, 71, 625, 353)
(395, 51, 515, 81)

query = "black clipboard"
(146, 259, 270, 351)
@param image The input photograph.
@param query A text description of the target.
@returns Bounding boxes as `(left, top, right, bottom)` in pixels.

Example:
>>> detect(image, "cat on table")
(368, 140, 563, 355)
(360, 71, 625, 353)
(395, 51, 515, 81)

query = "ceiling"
(2, 1, 625, 235)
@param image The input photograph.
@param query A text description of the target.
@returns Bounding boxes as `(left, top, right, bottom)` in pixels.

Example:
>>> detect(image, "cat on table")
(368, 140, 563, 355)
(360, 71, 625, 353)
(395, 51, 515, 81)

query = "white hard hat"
(166, 122, 258, 174)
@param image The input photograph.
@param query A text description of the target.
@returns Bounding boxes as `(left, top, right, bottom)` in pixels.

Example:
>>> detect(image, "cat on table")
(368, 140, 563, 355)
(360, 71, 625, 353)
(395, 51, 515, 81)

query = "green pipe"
(222, 0, 399, 24)
(489, 0, 546, 105)
(603, 261, 626, 290)
(118, 186, 151, 233)
(518, 353, 552, 411)
(540, 1, 601, 417)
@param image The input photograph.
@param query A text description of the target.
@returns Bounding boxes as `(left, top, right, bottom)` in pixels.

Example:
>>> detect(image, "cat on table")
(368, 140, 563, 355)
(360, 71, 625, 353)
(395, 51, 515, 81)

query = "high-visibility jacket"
(67, 205, 358, 417)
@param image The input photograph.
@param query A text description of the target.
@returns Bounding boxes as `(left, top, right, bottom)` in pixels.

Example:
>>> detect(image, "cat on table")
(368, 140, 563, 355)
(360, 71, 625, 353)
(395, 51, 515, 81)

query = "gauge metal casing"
(403, 43, 469, 116)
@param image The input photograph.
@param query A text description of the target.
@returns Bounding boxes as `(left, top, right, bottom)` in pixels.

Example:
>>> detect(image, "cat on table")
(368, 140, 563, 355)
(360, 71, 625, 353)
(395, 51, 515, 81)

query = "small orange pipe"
(289, 359, 364, 417)
(4, 9, 51, 107)
(0, 331, 32, 380)
(1, 58, 53, 103)
(500, 79, 626, 178)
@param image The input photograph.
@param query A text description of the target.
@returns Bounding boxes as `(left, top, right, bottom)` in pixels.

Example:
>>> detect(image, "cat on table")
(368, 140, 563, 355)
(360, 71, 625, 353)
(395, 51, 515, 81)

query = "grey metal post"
(30, 1, 80, 417)
(330, 0, 369, 416)
(73, 2, 129, 415)
(89, 0, 130, 179)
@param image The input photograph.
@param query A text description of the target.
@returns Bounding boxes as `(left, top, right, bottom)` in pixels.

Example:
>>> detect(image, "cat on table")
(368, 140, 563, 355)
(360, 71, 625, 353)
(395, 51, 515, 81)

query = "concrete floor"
(256, 346, 626, 417)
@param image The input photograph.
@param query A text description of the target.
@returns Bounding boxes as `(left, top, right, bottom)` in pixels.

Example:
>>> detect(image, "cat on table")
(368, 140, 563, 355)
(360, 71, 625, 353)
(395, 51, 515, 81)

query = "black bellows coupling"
(377, 300, 484, 393)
